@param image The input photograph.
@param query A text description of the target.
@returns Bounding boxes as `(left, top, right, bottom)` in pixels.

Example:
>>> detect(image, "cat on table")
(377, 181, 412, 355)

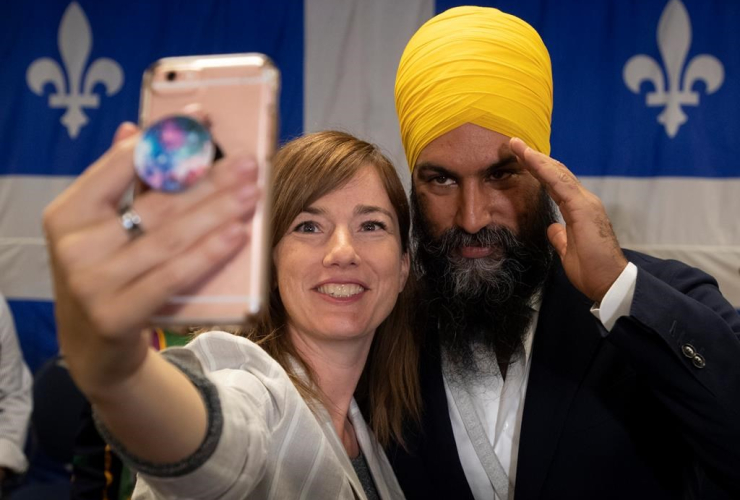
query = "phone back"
(139, 54, 279, 326)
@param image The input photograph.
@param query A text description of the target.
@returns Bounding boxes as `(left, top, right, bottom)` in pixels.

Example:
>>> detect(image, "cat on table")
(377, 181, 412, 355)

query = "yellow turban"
(395, 6, 553, 171)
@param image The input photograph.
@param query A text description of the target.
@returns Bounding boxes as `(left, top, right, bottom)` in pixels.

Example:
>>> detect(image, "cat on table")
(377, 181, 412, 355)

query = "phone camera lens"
(166, 71, 177, 81)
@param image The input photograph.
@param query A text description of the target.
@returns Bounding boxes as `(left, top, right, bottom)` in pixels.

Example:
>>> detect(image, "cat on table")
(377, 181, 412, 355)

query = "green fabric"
(163, 330, 192, 347)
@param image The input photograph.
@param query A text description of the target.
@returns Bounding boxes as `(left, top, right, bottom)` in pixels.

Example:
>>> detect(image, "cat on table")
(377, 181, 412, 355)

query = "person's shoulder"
(624, 248, 697, 271)
(0, 292, 16, 338)
(622, 247, 718, 287)
(168, 330, 284, 377)
(188, 329, 258, 349)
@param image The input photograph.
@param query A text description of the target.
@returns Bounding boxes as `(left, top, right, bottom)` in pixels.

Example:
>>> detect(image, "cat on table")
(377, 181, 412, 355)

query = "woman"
(44, 124, 420, 499)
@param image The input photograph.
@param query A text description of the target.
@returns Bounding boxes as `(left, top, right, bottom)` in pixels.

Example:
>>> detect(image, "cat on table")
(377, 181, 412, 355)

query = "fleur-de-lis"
(623, 0, 724, 138)
(26, 2, 124, 139)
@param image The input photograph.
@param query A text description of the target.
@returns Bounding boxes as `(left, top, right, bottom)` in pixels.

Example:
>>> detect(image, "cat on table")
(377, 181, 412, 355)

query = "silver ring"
(119, 205, 144, 239)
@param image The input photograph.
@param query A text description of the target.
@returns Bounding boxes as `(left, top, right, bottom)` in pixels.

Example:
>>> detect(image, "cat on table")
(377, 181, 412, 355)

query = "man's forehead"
(414, 123, 515, 176)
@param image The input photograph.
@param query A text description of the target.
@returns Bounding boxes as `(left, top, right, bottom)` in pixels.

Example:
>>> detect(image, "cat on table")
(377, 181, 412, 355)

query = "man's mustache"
(425, 225, 523, 257)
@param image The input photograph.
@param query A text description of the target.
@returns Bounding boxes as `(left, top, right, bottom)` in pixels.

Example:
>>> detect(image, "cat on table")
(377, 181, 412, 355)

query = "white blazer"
(110, 331, 406, 500)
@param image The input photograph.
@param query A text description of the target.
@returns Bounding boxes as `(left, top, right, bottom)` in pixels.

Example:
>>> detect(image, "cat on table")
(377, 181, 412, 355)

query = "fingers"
(510, 137, 582, 207)
(59, 154, 259, 268)
(136, 154, 259, 236)
(52, 152, 261, 338)
(46, 117, 244, 240)
(46, 121, 263, 341)
(85, 223, 249, 338)
(78, 129, 142, 206)
(112, 122, 139, 144)
(44, 129, 142, 239)
(80, 182, 260, 292)
(46, 118, 260, 262)
(510, 138, 629, 302)
(547, 223, 567, 258)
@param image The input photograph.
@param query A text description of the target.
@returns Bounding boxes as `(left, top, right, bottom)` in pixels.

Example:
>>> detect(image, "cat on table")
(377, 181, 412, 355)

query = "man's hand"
(510, 137, 628, 303)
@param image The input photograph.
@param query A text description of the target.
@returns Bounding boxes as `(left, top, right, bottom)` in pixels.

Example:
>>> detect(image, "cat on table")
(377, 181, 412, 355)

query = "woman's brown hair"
(240, 130, 420, 448)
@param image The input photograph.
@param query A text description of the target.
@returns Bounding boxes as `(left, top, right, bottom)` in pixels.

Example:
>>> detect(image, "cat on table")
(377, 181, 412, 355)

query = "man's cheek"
(417, 192, 451, 235)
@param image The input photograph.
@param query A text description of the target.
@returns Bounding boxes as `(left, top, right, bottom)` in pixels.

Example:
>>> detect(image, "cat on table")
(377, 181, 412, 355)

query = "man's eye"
(489, 170, 514, 181)
(431, 175, 455, 186)
(294, 221, 320, 233)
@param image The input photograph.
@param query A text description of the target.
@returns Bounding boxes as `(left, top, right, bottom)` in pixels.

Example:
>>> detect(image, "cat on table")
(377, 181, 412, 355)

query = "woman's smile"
(316, 282, 367, 299)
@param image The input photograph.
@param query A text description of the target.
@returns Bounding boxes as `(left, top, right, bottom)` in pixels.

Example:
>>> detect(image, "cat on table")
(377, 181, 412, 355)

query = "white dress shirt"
(444, 263, 638, 500)
(0, 293, 32, 474)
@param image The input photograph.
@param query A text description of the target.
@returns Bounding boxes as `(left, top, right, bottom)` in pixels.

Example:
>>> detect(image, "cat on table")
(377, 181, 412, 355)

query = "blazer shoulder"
(622, 248, 718, 287)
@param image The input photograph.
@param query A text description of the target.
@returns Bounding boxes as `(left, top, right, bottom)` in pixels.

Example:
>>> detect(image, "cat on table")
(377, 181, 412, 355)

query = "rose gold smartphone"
(138, 53, 279, 326)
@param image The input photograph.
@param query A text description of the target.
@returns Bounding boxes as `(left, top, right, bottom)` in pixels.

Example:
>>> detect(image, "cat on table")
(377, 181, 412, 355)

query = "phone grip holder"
(134, 115, 215, 192)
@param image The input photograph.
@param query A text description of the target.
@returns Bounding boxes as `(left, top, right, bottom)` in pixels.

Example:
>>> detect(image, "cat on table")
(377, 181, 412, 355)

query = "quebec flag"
(2, 0, 738, 372)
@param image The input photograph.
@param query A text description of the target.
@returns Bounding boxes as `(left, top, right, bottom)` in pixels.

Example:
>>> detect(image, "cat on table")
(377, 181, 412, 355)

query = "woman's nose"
(323, 228, 360, 267)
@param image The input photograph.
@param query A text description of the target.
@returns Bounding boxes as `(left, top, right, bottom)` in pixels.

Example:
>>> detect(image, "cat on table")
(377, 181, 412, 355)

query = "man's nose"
(454, 183, 492, 235)
(323, 228, 360, 267)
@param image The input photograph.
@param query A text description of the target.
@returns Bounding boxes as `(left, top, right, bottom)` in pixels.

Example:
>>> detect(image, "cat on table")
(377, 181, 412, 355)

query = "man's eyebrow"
(415, 163, 454, 177)
(483, 155, 519, 175)
(415, 156, 519, 178)
(355, 204, 394, 219)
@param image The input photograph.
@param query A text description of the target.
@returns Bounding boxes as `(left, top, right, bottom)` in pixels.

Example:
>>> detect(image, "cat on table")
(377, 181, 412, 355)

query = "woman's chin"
(289, 317, 377, 344)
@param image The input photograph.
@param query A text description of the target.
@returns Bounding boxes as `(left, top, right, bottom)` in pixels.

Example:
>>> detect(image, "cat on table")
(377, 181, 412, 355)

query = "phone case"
(138, 53, 279, 326)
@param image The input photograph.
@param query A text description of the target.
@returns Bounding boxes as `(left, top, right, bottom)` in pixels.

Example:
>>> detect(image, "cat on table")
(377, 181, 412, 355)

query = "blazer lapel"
(350, 400, 406, 500)
(514, 263, 606, 499)
(312, 397, 367, 499)
(418, 341, 476, 499)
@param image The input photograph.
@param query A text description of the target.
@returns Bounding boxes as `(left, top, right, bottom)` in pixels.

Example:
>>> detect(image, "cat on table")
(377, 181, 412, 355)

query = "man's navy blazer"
(389, 250, 740, 499)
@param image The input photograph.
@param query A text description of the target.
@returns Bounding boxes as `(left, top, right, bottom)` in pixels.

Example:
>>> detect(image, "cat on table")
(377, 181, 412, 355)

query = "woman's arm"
(44, 122, 260, 464)
(92, 349, 208, 464)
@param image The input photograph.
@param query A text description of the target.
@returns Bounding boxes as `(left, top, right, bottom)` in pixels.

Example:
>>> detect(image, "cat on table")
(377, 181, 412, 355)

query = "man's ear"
(399, 251, 411, 291)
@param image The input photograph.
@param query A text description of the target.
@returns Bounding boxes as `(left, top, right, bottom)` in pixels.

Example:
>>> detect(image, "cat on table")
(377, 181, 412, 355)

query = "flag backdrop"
(2, 0, 738, 372)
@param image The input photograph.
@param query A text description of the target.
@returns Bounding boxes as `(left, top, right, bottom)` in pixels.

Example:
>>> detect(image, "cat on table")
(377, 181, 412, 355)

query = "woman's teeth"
(317, 283, 365, 298)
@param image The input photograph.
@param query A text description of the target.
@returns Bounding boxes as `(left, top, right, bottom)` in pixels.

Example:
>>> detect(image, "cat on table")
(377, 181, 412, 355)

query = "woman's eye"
(360, 220, 387, 232)
(294, 221, 320, 233)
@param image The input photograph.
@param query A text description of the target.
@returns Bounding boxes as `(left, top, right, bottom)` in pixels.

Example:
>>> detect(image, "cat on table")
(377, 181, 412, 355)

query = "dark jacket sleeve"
(71, 401, 125, 500)
(606, 251, 740, 494)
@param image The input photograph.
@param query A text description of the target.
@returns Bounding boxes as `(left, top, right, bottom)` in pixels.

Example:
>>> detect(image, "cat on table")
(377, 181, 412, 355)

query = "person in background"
(0, 292, 33, 493)
(71, 327, 190, 500)
(44, 126, 419, 499)
(388, 6, 740, 500)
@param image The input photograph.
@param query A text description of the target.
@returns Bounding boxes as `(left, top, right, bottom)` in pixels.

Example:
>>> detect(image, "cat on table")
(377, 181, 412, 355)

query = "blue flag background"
(2, 0, 738, 374)
(437, 0, 740, 178)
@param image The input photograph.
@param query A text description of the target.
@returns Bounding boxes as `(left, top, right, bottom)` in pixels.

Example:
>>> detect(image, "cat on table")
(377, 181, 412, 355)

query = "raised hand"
(43, 122, 260, 398)
(510, 137, 628, 303)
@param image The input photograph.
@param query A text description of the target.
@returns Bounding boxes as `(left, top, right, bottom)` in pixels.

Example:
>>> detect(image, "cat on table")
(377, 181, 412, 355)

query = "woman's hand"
(44, 122, 260, 399)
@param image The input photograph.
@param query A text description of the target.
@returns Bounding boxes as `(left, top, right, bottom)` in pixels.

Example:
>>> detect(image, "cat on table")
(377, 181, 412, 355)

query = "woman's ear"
(399, 251, 410, 291)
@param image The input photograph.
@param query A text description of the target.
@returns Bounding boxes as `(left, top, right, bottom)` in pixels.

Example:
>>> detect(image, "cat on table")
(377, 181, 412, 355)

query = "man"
(0, 293, 32, 492)
(389, 6, 740, 500)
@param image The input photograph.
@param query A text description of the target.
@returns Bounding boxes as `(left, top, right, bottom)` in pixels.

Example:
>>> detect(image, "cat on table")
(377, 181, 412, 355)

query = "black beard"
(411, 187, 557, 377)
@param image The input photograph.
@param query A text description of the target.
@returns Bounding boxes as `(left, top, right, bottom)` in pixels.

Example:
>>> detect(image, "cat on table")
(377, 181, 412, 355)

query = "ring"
(119, 205, 144, 239)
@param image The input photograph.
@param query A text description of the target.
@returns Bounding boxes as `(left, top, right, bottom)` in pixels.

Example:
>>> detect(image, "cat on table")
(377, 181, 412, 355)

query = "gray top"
(351, 451, 380, 500)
